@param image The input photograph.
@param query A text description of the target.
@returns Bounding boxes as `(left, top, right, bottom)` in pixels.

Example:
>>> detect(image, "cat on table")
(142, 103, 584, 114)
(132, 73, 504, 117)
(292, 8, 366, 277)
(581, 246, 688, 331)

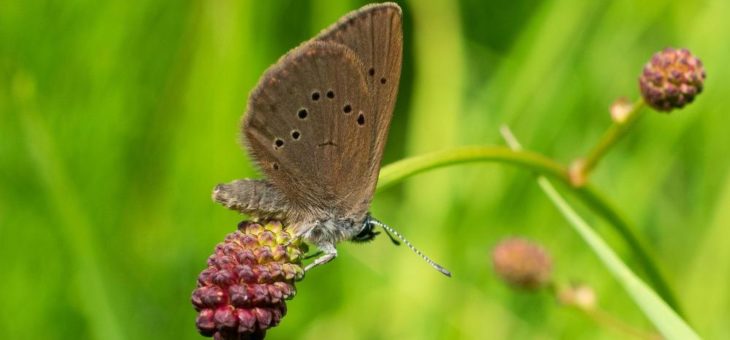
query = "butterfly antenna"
(369, 219, 452, 277)
(381, 228, 401, 246)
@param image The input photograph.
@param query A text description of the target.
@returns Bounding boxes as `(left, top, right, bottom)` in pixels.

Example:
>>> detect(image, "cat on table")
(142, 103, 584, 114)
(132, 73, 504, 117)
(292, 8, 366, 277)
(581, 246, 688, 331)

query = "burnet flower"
(639, 47, 705, 112)
(492, 237, 552, 291)
(192, 220, 305, 339)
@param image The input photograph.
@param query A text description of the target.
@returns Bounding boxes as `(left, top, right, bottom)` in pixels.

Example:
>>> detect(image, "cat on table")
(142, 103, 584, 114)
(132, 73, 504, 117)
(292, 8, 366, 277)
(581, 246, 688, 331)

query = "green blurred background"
(2, 0, 729, 339)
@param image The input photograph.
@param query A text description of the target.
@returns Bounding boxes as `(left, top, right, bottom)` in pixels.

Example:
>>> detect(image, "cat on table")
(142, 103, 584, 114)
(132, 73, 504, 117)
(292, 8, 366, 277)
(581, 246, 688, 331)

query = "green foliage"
(1, 0, 728, 339)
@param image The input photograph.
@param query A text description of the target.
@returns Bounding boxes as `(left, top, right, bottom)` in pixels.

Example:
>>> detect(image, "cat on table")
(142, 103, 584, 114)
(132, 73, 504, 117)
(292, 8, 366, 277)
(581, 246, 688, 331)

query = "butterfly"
(213, 3, 450, 276)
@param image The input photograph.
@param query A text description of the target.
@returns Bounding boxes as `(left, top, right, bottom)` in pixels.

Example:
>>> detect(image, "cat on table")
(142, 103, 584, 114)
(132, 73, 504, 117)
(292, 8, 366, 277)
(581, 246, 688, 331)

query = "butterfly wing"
(243, 4, 402, 223)
(244, 41, 376, 222)
(315, 3, 403, 212)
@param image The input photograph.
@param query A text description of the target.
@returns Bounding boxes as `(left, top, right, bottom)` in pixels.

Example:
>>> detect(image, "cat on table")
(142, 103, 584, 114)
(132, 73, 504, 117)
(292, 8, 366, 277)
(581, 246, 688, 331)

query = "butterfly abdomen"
(212, 179, 290, 220)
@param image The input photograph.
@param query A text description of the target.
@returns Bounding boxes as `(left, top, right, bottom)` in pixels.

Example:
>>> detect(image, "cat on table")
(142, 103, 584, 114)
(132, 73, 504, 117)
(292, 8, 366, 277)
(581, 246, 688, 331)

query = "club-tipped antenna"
(368, 219, 452, 277)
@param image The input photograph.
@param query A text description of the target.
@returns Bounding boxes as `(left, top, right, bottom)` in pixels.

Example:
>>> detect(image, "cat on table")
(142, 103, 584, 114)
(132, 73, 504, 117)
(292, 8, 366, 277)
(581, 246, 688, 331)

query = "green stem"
(376, 145, 681, 314)
(377, 146, 567, 190)
(571, 99, 646, 185)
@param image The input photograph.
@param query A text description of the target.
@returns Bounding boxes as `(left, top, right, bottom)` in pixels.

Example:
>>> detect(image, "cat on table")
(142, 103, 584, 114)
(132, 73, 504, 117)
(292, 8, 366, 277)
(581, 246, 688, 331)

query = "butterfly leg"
(303, 250, 323, 260)
(304, 243, 337, 272)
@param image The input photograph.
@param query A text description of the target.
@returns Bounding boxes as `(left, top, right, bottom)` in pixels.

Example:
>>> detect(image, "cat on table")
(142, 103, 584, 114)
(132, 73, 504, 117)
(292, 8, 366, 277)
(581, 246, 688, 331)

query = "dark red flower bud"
(196, 309, 217, 337)
(639, 48, 705, 112)
(214, 306, 238, 329)
(492, 237, 552, 291)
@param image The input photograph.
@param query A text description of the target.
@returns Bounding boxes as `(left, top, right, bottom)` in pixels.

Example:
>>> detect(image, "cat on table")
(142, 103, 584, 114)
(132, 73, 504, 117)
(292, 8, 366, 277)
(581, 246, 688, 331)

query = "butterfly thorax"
(297, 214, 369, 248)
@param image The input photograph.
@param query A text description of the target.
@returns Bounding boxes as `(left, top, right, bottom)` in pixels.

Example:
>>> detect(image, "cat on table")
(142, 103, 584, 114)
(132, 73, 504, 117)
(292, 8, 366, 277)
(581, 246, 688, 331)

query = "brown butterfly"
(213, 3, 449, 276)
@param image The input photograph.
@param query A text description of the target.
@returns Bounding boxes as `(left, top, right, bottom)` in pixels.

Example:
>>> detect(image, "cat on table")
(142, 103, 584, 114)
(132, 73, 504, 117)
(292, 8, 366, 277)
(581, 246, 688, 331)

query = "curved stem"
(377, 146, 568, 190)
(376, 146, 681, 314)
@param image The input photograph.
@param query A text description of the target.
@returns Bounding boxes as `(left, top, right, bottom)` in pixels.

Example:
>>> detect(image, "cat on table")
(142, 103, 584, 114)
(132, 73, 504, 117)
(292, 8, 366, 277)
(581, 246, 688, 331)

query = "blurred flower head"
(492, 237, 552, 291)
(557, 282, 597, 311)
(639, 47, 705, 112)
(192, 220, 305, 339)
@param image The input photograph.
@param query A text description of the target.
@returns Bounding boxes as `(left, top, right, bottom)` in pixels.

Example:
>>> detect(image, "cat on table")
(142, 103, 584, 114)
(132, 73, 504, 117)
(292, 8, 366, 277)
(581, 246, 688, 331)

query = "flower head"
(639, 47, 705, 112)
(192, 220, 305, 339)
(492, 237, 552, 291)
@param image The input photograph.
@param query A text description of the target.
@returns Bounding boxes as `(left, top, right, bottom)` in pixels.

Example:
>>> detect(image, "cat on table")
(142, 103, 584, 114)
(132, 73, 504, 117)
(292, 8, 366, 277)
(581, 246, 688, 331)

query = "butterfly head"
(350, 215, 401, 245)
(350, 220, 380, 243)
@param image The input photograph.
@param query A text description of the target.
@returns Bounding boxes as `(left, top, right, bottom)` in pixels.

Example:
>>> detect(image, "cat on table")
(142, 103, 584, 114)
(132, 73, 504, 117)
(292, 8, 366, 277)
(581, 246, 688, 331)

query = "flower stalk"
(569, 99, 646, 187)
(377, 146, 567, 190)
